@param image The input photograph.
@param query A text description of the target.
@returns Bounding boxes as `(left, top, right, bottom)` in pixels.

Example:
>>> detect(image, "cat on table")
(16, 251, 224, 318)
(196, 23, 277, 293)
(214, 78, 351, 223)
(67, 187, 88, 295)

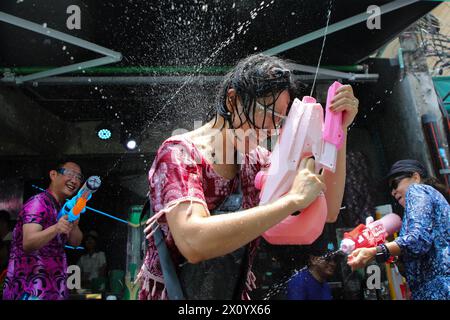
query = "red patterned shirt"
(137, 135, 270, 300)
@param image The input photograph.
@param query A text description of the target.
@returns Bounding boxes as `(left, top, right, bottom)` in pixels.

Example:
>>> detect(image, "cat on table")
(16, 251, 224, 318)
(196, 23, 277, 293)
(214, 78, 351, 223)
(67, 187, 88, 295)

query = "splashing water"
(103, 0, 278, 178)
(262, 267, 305, 300)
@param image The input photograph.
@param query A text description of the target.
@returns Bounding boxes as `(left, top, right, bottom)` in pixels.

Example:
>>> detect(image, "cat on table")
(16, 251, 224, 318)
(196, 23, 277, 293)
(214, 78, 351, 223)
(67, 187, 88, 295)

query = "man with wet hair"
(2, 160, 84, 300)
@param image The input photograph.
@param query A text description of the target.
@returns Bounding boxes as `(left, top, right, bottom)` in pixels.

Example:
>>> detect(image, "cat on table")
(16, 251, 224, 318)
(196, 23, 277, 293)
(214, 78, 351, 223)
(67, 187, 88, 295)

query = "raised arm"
(323, 84, 359, 222)
(147, 157, 325, 263)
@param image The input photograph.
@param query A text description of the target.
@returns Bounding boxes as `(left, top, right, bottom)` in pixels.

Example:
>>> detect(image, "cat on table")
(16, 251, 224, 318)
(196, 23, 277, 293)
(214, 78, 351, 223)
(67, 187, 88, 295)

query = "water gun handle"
(323, 81, 344, 149)
(57, 197, 76, 221)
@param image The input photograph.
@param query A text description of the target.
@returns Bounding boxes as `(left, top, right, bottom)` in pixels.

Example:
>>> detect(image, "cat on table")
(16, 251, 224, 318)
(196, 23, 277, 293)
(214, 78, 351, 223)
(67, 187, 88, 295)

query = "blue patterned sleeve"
(395, 185, 434, 259)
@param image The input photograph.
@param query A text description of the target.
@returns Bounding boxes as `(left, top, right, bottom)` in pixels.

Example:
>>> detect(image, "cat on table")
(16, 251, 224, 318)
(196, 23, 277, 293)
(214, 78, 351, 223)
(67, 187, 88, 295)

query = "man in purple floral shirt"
(3, 161, 84, 300)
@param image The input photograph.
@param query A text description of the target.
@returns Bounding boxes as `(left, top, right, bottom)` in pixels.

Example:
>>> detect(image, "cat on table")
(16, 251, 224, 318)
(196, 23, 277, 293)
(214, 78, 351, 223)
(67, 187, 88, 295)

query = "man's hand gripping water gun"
(254, 81, 345, 245)
(57, 176, 102, 223)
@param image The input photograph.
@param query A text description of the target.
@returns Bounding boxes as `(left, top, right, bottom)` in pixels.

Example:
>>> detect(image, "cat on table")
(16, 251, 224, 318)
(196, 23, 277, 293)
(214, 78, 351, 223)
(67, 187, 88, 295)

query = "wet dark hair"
(208, 54, 295, 130)
(51, 159, 81, 172)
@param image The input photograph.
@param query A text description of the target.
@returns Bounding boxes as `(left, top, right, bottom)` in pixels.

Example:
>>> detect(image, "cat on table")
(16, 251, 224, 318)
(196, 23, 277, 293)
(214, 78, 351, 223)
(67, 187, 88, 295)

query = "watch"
(375, 244, 390, 263)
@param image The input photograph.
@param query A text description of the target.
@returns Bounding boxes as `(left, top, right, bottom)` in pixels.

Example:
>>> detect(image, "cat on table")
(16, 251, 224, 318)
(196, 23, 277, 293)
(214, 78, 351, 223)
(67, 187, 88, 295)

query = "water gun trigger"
(57, 197, 75, 221)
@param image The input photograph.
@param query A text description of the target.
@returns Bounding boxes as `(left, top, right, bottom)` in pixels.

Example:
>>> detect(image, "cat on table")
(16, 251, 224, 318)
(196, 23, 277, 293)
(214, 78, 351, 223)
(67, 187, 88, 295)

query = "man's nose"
(70, 176, 82, 186)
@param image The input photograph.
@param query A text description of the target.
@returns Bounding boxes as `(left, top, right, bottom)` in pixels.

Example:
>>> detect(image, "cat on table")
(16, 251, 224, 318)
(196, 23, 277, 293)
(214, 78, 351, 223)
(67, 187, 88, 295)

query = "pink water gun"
(255, 81, 344, 245)
(340, 214, 402, 259)
(321, 81, 345, 172)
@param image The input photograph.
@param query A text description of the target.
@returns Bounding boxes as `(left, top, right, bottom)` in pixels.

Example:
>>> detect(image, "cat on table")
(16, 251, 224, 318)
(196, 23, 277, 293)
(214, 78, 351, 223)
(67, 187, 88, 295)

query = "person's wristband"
(375, 244, 390, 263)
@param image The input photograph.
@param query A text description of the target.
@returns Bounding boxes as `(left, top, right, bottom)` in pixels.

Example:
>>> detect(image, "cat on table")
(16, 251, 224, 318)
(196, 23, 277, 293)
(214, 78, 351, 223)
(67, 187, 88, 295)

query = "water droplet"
(62, 46, 66, 51)
(42, 23, 47, 28)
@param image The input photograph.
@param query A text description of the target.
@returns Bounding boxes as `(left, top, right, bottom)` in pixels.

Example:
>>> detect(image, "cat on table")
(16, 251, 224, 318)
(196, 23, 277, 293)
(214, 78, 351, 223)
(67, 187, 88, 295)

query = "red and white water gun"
(340, 214, 402, 260)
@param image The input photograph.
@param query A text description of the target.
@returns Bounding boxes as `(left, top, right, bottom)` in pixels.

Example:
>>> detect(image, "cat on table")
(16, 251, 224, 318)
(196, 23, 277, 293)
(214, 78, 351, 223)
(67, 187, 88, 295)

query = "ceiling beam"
(262, 0, 419, 56)
(0, 11, 122, 84)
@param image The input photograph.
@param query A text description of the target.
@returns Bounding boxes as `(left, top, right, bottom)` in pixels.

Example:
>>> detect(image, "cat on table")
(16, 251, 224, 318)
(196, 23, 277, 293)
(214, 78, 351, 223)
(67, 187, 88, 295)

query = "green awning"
(433, 77, 450, 112)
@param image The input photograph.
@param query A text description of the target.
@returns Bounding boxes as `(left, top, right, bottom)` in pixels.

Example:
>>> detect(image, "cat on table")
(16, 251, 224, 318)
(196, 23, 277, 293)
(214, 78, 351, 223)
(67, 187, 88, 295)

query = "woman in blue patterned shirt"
(347, 159, 449, 300)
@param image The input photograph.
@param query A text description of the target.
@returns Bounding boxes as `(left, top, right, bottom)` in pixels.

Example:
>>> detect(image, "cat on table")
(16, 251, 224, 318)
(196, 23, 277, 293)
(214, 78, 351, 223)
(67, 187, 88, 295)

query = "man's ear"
(412, 172, 421, 183)
(309, 255, 318, 265)
(226, 88, 238, 113)
(49, 170, 57, 182)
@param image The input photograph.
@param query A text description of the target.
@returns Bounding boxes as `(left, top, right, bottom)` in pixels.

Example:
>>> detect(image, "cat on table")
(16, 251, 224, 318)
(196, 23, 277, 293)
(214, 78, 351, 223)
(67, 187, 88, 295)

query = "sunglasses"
(254, 101, 286, 130)
(56, 167, 84, 182)
(389, 173, 412, 191)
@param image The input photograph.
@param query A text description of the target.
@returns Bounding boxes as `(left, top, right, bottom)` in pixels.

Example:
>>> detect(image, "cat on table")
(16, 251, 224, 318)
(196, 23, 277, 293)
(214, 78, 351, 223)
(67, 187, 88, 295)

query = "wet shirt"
(394, 184, 450, 300)
(137, 135, 270, 300)
(2, 191, 68, 300)
(286, 268, 332, 300)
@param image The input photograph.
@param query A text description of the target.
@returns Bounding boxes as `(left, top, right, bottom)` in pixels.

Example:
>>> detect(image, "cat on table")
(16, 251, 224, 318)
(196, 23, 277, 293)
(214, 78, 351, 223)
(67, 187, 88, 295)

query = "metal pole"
(0, 11, 122, 84)
(263, 0, 419, 56)
(2, 74, 378, 86)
